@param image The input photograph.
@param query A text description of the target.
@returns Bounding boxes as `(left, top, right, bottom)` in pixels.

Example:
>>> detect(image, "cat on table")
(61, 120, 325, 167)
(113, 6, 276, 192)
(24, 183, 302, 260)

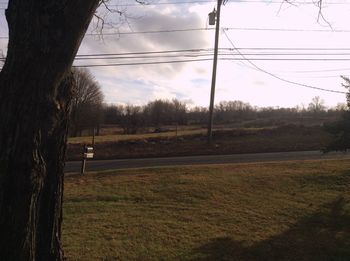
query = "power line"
(223, 27, 350, 33)
(85, 28, 214, 36)
(74, 57, 350, 62)
(72, 55, 350, 61)
(74, 47, 350, 56)
(73, 51, 350, 60)
(101, 0, 350, 7)
(74, 48, 350, 57)
(74, 54, 215, 60)
(296, 75, 350, 79)
(73, 56, 350, 61)
(72, 56, 350, 68)
(3, 56, 350, 64)
(81, 26, 350, 36)
(1, 0, 350, 4)
(290, 68, 350, 73)
(2, 46, 350, 69)
(232, 47, 350, 50)
(0, 0, 216, 5)
(222, 30, 347, 95)
(73, 58, 214, 67)
(2, 47, 350, 61)
(1, 0, 350, 10)
(1, 24, 350, 40)
(2, 25, 350, 39)
(2, 47, 350, 59)
(77, 48, 215, 57)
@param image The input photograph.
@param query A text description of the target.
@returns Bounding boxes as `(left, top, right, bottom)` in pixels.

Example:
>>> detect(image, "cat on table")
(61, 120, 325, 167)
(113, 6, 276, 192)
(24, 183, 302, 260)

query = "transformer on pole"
(208, 8, 216, 25)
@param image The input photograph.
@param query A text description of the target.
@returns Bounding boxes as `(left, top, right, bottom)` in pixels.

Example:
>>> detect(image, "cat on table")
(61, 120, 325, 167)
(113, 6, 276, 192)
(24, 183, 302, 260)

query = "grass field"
(62, 159, 350, 260)
(68, 128, 207, 144)
(67, 125, 331, 160)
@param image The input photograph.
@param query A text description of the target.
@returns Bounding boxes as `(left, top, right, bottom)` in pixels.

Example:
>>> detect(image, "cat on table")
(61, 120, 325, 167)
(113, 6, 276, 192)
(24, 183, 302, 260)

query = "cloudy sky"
(1, 0, 350, 108)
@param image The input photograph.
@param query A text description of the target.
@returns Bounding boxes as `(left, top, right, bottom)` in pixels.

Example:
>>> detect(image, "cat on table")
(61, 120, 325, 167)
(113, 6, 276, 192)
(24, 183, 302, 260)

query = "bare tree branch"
(281, 0, 333, 29)
(277, 0, 298, 16)
(277, 0, 298, 15)
(314, 0, 333, 29)
(90, 0, 149, 40)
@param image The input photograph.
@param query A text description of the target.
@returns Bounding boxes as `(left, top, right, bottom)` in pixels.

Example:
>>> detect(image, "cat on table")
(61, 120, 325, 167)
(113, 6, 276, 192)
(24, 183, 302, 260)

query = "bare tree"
(172, 99, 187, 125)
(70, 68, 104, 137)
(143, 99, 187, 128)
(308, 96, 326, 114)
(103, 104, 124, 124)
(341, 76, 350, 108)
(215, 100, 253, 123)
(121, 105, 144, 134)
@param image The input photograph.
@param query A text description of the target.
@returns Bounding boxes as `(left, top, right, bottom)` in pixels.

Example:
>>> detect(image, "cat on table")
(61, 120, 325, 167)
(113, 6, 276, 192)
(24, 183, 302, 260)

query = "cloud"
(1, 1, 349, 108)
(76, 2, 215, 106)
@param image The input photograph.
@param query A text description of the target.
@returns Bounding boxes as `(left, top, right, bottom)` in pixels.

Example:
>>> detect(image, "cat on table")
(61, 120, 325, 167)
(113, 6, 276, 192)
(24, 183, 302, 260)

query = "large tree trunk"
(0, 1, 99, 260)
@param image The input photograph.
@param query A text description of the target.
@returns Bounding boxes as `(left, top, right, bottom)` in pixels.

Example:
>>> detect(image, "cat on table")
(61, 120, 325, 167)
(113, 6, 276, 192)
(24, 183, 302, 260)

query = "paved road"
(64, 150, 350, 173)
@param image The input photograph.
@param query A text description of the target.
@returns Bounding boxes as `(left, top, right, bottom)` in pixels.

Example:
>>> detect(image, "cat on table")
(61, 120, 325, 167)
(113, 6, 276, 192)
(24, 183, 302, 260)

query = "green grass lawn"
(62, 159, 350, 260)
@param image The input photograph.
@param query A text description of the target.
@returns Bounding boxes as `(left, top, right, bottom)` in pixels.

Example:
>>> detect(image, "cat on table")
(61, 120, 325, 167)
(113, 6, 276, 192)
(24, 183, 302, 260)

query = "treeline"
(71, 96, 346, 136)
(69, 68, 346, 136)
(103, 99, 187, 134)
(67, 67, 350, 154)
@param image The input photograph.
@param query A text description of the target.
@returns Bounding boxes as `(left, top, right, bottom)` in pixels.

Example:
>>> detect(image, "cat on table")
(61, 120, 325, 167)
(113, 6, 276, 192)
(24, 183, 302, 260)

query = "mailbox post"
(81, 145, 94, 175)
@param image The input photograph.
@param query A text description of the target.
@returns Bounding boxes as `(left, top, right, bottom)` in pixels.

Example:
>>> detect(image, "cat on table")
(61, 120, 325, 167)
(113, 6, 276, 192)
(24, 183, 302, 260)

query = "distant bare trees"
(121, 105, 144, 134)
(342, 76, 350, 108)
(308, 96, 326, 114)
(70, 68, 104, 136)
(104, 104, 124, 125)
(144, 99, 187, 127)
(215, 100, 254, 123)
(101, 96, 339, 131)
(102, 99, 187, 134)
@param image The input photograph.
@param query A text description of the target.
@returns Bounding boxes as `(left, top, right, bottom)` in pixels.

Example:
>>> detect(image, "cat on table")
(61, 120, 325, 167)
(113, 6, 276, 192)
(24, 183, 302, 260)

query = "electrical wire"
(222, 29, 347, 95)
(2, 47, 350, 59)
(1, 47, 350, 77)
(76, 48, 216, 56)
(223, 27, 350, 33)
(2, 47, 350, 62)
(98, 0, 350, 7)
(2, 25, 350, 39)
(72, 57, 350, 68)
(1, 0, 350, 10)
(73, 58, 214, 67)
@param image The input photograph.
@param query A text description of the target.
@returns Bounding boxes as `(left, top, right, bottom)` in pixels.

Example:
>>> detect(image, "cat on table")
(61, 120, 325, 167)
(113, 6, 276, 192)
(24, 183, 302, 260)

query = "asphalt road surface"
(64, 150, 350, 173)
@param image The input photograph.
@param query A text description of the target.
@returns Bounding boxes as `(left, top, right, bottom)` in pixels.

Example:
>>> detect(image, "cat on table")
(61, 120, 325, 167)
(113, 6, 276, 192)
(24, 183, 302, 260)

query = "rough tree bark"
(0, 1, 100, 260)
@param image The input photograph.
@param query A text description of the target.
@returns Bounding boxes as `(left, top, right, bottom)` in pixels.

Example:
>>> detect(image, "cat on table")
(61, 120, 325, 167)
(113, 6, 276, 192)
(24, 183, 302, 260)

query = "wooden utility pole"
(207, 0, 223, 144)
(92, 126, 95, 146)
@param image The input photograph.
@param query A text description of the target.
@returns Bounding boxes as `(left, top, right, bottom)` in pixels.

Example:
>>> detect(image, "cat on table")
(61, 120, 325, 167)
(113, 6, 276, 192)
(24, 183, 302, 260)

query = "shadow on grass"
(193, 197, 350, 261)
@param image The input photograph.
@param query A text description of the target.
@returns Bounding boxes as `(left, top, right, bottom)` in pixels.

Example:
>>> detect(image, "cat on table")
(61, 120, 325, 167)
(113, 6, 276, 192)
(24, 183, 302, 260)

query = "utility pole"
(92, 126, 95, 147)
(207, 0, 223, 144)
